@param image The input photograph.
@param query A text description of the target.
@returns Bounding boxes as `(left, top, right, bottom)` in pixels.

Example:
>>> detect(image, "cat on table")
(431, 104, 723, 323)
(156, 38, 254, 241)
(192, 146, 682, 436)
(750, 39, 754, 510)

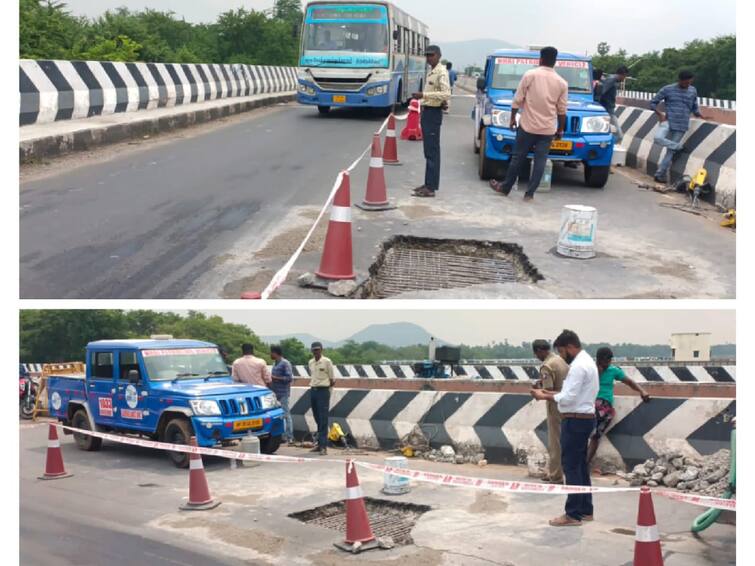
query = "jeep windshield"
(491, 57, 592, 93)
(142, 348, 229, 381)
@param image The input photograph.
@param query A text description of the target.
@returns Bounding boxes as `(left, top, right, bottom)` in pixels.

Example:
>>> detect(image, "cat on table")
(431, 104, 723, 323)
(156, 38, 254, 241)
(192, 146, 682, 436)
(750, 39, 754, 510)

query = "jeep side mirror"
(128, 369, 140, 384)
(476, 77, 486, 92)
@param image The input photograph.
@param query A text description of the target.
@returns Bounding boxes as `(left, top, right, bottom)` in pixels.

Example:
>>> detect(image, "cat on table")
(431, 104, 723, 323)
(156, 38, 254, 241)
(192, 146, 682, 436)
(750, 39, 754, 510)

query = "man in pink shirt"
(491, 46, 568, 201)
(231, 343, 272, 388)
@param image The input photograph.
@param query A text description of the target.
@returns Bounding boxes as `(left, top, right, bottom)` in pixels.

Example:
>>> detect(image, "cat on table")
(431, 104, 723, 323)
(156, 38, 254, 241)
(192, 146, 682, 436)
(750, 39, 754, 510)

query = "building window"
(693, 350, 700, 359)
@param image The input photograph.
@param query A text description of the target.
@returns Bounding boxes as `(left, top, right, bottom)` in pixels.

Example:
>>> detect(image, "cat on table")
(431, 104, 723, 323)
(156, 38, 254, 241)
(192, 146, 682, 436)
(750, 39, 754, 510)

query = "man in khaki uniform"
(308, 342, 336, 455)
(412, 44, 451, 198)
(533, 339, 569, 483)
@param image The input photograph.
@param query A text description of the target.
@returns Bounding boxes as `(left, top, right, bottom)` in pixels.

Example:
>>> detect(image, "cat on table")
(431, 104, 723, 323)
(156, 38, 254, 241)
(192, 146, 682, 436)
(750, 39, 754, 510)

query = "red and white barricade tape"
(57, 424, 735, 511)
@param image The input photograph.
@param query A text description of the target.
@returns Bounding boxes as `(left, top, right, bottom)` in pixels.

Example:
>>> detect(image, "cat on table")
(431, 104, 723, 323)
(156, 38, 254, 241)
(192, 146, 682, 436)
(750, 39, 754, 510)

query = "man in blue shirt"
(650, 70, 708, 183)
(270, 345, 294, 444)
(597, 66, 629, 143)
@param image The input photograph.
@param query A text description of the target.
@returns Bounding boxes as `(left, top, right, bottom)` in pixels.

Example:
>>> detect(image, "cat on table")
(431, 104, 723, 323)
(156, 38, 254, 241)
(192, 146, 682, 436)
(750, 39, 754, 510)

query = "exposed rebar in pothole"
(289, 497, 431, 546)
(357, 236, 544, 298)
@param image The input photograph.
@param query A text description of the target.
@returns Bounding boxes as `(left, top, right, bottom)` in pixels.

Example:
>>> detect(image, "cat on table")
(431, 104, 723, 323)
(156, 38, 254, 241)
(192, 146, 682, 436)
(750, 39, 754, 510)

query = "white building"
(670, 332, 712, 362)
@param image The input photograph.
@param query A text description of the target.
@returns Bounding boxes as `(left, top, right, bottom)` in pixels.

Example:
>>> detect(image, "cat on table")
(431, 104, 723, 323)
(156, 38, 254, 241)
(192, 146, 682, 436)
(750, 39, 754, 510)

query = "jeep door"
(88, 349, 116, 426)
(112, 350, 154, 432)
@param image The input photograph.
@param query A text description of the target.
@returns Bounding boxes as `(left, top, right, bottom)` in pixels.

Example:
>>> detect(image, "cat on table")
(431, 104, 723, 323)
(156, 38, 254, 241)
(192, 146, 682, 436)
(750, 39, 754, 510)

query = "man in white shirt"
(531, 330, 599, 527)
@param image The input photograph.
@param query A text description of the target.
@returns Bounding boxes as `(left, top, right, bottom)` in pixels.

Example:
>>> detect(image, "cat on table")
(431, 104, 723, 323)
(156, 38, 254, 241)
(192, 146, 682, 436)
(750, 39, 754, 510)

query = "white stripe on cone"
(635, 525, 660, 542)
(370, 157, 383, 168)
(190, 458, 204, 470)
(330, 205, 352, 223)
(48, 440, 60, 448)
(386, 129, 396, 138)
(345, 485, 363, 500)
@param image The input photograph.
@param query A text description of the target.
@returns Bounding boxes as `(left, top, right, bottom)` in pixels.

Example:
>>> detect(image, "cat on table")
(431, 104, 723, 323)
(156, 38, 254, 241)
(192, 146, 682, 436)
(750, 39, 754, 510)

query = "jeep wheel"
(473, 124, 481, 154)
(163, 418, 193, 468)
(72, 409, 102, 451)
(584, 165, 610, 188)
(260, 435, 282, 455)
(478, 128, 502, 180)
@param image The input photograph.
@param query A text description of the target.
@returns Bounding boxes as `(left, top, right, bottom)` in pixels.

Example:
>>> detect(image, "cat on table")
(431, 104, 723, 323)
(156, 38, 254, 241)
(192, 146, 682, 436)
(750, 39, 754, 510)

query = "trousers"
(310, 387, 331, 449)
(421, 106, 444, 191)
(546, 401, 563, 480)
(501, 127, 554, 197)
(561, 416, 596, 520)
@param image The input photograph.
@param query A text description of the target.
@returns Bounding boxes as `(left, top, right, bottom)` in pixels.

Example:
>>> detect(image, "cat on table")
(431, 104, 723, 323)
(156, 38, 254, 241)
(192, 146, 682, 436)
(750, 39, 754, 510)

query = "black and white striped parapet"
(615, 105, 736, 209)
(289, 386, 735, 469)
(22, 362, 735, 383)
(290, 363, 736, 383)
(20, 59, 297, 126)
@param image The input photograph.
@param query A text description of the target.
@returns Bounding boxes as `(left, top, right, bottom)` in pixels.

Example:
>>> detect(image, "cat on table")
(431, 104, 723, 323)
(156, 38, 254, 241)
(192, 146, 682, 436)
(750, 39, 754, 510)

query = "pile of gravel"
(617, 449, 732, 497)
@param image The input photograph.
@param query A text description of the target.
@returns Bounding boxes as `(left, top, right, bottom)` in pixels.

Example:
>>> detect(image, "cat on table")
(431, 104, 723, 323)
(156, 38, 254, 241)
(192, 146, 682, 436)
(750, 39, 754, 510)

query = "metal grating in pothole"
(357, 235, 544, 298)
(289, 497, 431, 546)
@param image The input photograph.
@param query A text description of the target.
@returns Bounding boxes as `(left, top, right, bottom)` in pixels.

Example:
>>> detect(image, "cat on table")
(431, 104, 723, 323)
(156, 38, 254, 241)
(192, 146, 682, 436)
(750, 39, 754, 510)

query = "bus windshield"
(301, 3, 389, 68)
(142, 348, 229, 381)
(492, 57, 593, 93)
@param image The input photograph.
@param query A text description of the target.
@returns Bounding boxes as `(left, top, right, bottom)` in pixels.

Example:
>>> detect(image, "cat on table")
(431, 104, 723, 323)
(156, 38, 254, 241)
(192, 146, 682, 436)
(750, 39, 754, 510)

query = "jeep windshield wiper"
(172, 372, 200, 382)
(203, 371, 229, 381)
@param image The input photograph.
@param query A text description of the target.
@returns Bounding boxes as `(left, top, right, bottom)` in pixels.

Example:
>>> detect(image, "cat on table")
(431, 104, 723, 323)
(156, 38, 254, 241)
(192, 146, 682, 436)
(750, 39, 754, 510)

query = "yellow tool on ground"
(402, 446, 415, 458)
(328, 423, 349, 448)
(687, 168, 712, 208)
(721, 209, 736, 228)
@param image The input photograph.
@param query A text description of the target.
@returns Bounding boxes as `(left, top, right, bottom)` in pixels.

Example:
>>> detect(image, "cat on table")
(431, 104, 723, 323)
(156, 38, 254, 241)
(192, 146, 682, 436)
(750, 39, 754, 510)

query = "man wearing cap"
(532, 339, 570, 484)
(308, 342, 336, 455)
(412, 44, 451, 198)
(597, 66, 629, 143)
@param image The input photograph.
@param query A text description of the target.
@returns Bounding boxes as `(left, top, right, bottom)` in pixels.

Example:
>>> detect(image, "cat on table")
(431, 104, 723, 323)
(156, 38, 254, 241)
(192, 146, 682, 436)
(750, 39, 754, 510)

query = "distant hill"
(262, 322, 445, 349)
(439, 38, 521, 69)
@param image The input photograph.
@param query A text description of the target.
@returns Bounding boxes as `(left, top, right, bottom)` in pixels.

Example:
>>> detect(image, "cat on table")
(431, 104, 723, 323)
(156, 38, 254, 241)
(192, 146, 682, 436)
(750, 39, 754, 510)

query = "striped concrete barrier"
(289, 385, 735, 469)
(21, 362, 736, 383)
(615, 105, 736, 209)
(20, 59, 297, 126)
(289, 363, 736, 383)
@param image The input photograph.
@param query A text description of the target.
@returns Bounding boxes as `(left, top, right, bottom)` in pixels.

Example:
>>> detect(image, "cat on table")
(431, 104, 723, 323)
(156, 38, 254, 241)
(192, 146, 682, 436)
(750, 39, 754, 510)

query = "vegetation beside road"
(20, 0, 303, 65)
(20, 311, 735, 366)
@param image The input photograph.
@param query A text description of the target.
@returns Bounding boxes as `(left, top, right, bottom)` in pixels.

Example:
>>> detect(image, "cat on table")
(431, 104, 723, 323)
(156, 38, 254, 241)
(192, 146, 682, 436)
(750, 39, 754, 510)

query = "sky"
(61, 0, 736, 54)
(187, 309, 736, 345)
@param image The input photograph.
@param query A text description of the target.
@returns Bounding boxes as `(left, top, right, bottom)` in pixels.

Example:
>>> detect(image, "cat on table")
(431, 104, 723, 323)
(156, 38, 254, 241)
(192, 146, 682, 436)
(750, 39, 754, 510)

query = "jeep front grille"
(218, 397, 262, 416)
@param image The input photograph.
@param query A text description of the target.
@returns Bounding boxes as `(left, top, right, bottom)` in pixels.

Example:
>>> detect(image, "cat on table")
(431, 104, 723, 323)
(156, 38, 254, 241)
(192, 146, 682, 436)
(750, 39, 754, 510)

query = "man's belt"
(560, 412, 595, 420)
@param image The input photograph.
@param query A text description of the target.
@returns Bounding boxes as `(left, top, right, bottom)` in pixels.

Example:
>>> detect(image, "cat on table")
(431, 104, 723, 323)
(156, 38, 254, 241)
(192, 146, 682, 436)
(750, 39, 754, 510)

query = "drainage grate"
(289, 497, 431, 546)
(358, 236, 544, 298)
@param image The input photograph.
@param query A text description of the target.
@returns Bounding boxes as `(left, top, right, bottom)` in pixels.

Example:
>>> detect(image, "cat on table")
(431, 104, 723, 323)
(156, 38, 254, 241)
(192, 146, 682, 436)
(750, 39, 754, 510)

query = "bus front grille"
(312, 76, 368, 92)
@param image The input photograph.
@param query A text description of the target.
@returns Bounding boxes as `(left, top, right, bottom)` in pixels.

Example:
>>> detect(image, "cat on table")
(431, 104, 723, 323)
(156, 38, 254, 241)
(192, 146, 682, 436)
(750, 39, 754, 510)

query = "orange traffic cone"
(240, 292, 262, 299)
(180, 437, 221, 511)
(400, 99, 423, 141)
(316, 172, 356, 280)
(356, 134, 396, 212)
(334, 460, 380, 553)
(634, 487, 664, 566)
(382, 114, 401, 165)
(38, 424, 73, 480)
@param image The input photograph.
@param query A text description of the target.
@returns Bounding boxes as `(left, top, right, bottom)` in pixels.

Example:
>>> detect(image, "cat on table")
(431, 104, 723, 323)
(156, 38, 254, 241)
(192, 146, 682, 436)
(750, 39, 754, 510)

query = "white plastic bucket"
(382, 456, 411, 495)
(537, 159, 553, 192)
(557, 205, 598, 259)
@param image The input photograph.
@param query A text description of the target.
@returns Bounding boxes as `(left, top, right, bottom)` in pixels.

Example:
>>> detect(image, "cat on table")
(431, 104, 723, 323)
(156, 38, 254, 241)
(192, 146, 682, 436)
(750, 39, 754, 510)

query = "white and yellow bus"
(296, 1, 429, 114)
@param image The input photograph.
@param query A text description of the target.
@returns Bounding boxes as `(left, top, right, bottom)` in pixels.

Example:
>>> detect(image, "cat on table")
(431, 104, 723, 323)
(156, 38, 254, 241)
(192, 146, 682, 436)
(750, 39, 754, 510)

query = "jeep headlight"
(490, 109, 511, 127)
(190, 400, 221, 416)
(260, 393, 279, 410)
(581, 115, 611, 133)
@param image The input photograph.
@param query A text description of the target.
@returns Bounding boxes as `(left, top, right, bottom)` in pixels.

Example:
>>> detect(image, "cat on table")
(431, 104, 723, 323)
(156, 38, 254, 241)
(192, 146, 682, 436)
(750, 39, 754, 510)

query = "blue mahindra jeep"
(473, 49, 614, 188)
(47, 337, 285, 467)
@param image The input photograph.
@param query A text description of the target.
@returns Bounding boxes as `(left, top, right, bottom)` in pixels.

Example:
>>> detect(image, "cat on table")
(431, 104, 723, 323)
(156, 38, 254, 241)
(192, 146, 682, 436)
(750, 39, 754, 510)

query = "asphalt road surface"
(19, 422, 735, 565)
(20, 98, 736, 299)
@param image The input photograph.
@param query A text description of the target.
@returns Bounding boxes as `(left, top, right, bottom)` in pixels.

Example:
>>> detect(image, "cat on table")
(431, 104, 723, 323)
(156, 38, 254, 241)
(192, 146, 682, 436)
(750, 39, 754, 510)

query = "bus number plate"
(332, 95, 346, 103)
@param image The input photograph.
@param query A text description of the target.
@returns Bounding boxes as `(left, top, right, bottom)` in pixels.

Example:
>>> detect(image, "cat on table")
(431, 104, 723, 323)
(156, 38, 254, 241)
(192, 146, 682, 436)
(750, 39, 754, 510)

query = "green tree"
(597, 42, 611, 57)
(277, 337, 311, 365)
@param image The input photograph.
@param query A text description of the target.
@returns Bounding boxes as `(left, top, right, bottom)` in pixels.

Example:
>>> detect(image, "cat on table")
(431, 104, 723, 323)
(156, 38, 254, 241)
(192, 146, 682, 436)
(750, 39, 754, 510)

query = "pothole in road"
(289, 497, 431, 546)
(357, 236, 544, 299)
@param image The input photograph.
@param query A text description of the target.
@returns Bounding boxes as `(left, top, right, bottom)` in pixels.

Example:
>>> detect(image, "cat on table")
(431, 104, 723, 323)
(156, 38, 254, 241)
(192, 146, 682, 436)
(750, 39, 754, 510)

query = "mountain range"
(438, 38, 521, 69)
(262, 322, 443, 348)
